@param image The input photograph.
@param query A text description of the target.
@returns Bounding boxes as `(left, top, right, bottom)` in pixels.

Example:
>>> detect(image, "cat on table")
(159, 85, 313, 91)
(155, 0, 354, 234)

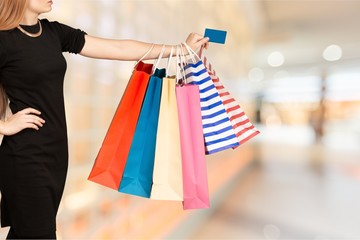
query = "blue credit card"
(204, 28, 227, 44)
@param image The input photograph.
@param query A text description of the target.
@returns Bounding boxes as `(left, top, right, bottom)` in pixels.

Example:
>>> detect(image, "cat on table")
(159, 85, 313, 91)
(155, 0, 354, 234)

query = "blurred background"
(1, 0, 360, 239)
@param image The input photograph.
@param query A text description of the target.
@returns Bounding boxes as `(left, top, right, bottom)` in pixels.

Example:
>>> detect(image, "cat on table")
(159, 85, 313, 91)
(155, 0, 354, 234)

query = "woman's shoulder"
(0, 29, 15, 46)
(0, 28, 15, 36)
(40, 19, 69, 37)
(40, 18, 75, 34)
(40, 18, 70, 28)
(40, 18, 58, 28)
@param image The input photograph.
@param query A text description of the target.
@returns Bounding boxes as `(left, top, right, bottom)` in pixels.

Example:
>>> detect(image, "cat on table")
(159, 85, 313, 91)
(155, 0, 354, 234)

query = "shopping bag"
(176, 46, 210, 209)
(150, 76, 183, 200)
(180, 44, 239, 154)
(118, 47, 165, 198)
(88, 45, 154, 190)
(176, 83, 210, 209)
(200, 48, 260, 145)
(151, 47, 183, 201)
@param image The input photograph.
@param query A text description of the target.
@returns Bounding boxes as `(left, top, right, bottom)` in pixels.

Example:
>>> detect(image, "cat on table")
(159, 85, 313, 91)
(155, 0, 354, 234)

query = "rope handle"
(134, 43, 155, 67)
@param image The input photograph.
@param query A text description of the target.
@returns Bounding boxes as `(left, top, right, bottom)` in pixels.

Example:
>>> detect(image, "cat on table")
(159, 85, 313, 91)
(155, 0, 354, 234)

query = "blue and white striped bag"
(181, 44, 239, 154)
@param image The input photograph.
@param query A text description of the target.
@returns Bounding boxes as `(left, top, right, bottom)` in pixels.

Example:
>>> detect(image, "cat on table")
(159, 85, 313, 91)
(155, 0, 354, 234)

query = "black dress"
(0, 19, 86, 236)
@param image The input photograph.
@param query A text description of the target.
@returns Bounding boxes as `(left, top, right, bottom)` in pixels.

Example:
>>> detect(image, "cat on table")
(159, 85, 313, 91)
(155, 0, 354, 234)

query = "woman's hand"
(0, 108, 45, 136)
(185, 32, 210, 52)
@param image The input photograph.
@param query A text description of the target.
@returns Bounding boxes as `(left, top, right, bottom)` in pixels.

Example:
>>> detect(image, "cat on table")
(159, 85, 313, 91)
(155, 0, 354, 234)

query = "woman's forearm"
(80, 33, 208, 61)
(80, 36, 177, 61)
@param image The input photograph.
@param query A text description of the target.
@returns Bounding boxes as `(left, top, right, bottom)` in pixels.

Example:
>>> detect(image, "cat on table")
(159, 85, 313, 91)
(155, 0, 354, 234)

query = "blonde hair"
(0, 0, 28, 30)
(0, 0, 27, 119)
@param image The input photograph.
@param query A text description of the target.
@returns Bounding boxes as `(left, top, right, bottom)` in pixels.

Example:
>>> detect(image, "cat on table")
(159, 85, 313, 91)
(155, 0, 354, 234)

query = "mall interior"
(1, 0, 360, 239)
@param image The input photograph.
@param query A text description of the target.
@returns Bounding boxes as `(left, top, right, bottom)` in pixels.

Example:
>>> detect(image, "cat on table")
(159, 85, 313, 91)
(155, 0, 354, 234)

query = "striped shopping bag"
(180, 45, 239, 155)
(201, 50, 260, 145)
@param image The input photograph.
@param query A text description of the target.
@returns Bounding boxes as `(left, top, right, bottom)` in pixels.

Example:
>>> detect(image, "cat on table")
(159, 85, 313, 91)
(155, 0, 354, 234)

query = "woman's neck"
(20, 11, 39, 25)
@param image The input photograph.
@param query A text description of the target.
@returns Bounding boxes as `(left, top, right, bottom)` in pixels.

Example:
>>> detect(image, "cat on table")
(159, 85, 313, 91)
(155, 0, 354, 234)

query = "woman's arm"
(80, 33, 209, 60)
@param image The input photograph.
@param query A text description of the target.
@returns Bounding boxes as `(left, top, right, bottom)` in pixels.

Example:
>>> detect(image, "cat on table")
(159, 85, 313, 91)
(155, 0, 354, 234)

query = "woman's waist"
(1, 126, 68, 152)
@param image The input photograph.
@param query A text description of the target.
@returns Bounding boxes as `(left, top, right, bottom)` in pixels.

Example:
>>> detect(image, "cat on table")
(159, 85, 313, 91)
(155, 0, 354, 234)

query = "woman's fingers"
(11, 108, 45, 132)
(197, 36, 210, 46)
(21, 107, 42, 116)
(185, 33, 210, 52)
(25, 116, 44, 127)
(18, 108, 45, 124)
(204, 42, 209, 50)
(26, 115, 45, 123)
(26, 123, 40, 131)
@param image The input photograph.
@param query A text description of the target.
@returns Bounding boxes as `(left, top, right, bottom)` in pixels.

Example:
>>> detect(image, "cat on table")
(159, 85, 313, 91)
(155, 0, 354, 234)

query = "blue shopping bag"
(118, 68, 165, 198)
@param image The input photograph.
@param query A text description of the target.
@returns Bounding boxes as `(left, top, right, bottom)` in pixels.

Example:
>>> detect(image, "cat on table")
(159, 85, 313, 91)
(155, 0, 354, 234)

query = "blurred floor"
(1, 127, 360, 240)
(192, 140, 360, 240)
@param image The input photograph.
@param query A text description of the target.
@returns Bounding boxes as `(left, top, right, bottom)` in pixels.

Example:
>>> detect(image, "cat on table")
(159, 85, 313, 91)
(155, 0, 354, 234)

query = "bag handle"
(134, 43, 155, 67)
(166, 46, 174, 77)
(179, 43, 195, 66)
(181, 42, 200, 63)
(166, 46, 174, 72)
(176, 44, 186, 85)
(152, 44, 166, 73)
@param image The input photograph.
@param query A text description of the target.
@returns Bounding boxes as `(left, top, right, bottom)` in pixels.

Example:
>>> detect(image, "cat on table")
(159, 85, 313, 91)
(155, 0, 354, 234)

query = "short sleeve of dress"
(50, 21, 87, 54)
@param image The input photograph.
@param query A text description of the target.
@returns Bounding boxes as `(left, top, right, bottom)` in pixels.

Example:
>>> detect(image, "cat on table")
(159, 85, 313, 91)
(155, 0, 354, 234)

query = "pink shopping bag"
(176, 83, 210, 210)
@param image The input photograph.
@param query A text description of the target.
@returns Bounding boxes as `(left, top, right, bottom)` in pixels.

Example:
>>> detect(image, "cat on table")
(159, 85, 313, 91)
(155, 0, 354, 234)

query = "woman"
(0, 0, 209, 239)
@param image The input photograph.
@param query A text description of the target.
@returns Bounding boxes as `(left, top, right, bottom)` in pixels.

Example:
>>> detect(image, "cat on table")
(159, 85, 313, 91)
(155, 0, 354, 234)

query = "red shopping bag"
(88, 46, 154, 190)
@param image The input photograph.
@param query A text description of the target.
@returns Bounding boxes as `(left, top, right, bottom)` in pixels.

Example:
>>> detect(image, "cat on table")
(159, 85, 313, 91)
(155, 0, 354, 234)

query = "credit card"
(204, 28, 227, 44)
